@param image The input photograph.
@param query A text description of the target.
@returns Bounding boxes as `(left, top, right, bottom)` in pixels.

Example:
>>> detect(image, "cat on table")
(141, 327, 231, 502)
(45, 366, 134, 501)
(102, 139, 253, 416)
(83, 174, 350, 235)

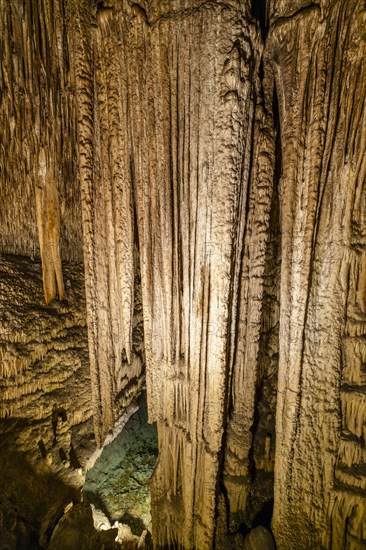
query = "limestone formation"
(267, 2, 366, 547)
(0, 0, 365, 548)
(0, 0, 83, 264)
(0, 256, 91, 461)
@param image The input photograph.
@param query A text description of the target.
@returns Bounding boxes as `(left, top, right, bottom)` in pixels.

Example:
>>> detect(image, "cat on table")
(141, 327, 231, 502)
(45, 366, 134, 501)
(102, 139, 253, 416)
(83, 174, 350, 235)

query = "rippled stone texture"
(1, 0, 366, 548)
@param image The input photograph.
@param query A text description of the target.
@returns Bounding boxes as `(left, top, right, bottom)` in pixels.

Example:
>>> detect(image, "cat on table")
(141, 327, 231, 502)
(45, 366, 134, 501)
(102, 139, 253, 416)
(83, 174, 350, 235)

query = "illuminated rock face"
(268, 2, 366, 548)
(1, 0, 366, 548)
(0, 255, 92, 464)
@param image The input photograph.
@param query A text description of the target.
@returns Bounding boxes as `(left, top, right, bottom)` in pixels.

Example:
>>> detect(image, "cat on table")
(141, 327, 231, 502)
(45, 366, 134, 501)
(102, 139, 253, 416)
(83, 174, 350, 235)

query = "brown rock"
(243, 526, 276, 550)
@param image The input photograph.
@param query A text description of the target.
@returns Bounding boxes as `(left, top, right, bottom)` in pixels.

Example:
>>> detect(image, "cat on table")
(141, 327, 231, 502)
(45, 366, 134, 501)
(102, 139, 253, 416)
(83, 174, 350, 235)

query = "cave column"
(268, 1, 366, 547)
(126, 1, 265, 546)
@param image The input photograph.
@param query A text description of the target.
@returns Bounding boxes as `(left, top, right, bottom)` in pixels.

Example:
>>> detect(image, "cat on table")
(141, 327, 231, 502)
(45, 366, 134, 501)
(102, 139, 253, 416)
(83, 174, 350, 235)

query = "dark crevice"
(38, 439, 47, 459)
(273, 84, 282, 182)
(271, 3, 320, 29)
(251, 0, 268, 40)
(252, 499, 274, 530)
(248, 79, 282, 529)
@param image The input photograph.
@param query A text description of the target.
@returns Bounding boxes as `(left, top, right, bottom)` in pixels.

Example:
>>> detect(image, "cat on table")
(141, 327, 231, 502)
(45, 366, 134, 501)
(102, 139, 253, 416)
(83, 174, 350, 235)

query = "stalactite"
(36, 149, 64, 304)
(0, 0, 82, 301)
(0, 255, 91, 461)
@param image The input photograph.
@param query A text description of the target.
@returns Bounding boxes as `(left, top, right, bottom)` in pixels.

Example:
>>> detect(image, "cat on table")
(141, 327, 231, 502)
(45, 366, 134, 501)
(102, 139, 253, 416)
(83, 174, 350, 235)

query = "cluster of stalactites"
(0, 0, 81, 297)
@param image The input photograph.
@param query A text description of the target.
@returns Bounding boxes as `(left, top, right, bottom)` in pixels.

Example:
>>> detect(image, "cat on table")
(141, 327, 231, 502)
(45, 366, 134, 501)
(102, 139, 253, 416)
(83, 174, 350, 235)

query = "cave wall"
(1, 0, 366, 548)
(0, 255, 91, 465)
(0, 0, 146, 449)
(267, 1, 366, 547)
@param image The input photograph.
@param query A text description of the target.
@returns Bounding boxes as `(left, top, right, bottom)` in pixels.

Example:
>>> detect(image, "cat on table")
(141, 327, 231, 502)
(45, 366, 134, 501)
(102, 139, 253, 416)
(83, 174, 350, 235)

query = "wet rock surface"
(83, 393, 158, 533)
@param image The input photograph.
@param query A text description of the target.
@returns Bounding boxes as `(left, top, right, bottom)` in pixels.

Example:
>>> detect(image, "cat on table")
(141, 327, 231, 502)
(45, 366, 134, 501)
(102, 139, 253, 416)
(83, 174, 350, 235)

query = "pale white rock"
(113, 522, 140, 546)
(90, 504, 111, 531)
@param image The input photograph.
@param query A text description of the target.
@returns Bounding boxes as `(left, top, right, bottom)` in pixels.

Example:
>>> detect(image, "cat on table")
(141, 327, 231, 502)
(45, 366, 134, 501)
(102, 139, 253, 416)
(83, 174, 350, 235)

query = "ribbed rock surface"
(0, 255, 92, 466)
(0, 254, 95, 547)
(268, 1, 366, 548)
(0, 0, 365, 549)
(0, 0, 83, 303)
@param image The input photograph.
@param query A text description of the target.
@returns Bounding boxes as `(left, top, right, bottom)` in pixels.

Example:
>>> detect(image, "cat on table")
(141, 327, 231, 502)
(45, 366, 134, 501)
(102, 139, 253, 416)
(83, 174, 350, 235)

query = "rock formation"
(0, 255, 91, 462)
(0, 0, 365, 548)
(268, 2, 366, 548)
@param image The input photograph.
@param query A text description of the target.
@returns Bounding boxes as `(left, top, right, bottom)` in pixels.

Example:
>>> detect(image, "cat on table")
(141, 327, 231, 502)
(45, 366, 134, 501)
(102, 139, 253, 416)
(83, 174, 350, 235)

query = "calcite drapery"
(127, 3, 268, 546)
(1, 0, 366, 548)
(268, 1, 366, 547)
(69, 0, 270, 545)
(67, 0, 144, 446)
(0, 0, 83, 266)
